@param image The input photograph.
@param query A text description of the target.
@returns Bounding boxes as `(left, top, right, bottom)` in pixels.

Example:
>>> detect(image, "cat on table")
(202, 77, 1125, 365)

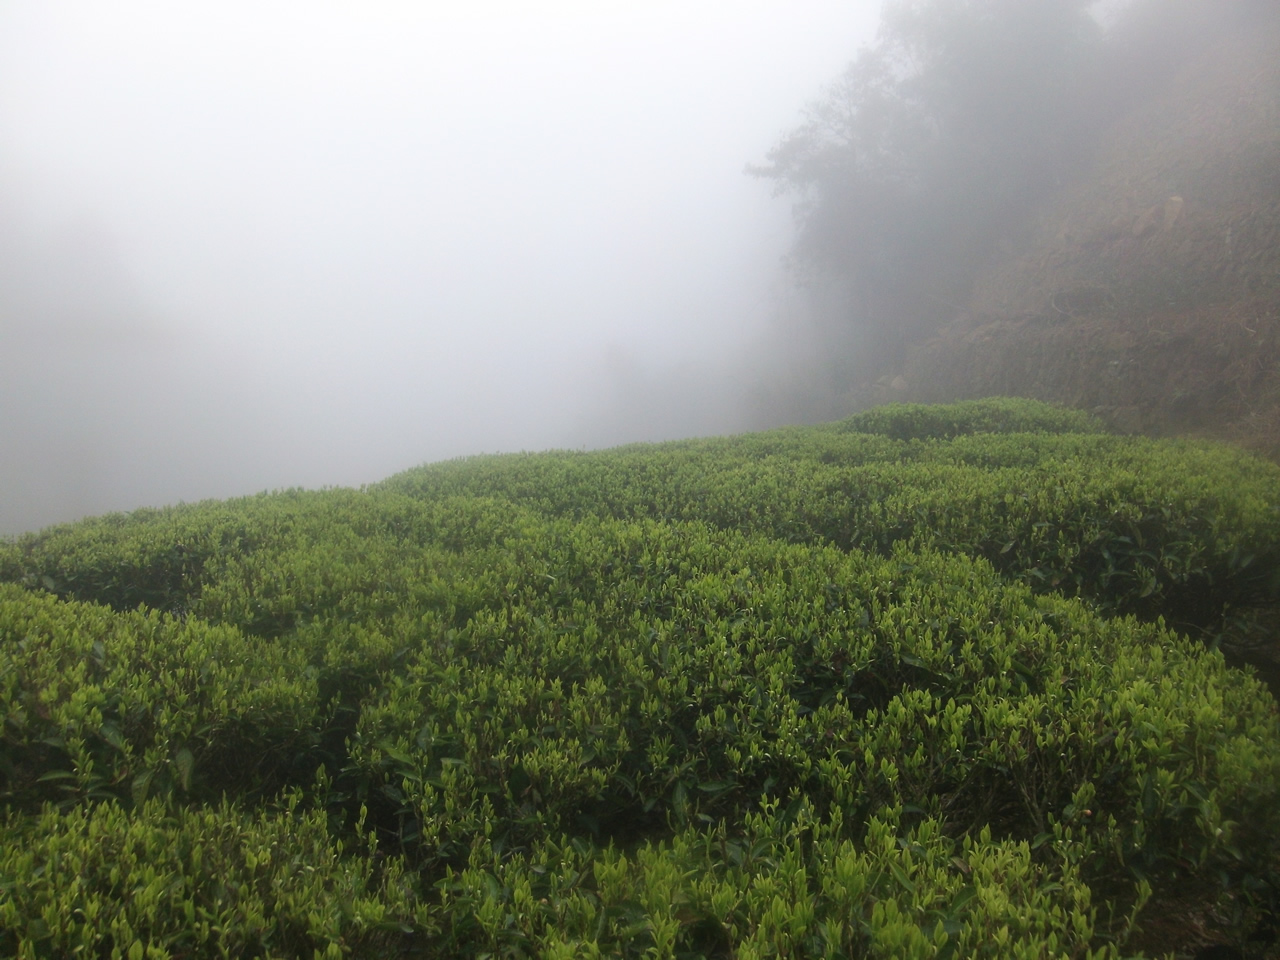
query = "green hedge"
(0, 795, 415, 959)
(0, 582, 318, 811)
(338, 518, 1280, 883)
(836, 397, 1106, 440)
(1, 399, 1278, 956)
(8, 399, 1278, 640)
(374, 420, 1280, 637)
(4, 515, 1279, 954)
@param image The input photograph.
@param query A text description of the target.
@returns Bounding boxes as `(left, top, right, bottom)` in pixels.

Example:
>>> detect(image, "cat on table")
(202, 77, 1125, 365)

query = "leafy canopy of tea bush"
(836, 397, 1108, 440)
(1, 398, 1278, 957)
(378, 398, 1280, 637)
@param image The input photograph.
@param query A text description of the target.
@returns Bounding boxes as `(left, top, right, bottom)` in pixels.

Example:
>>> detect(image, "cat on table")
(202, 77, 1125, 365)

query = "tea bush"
(0, 793, 414, 958)
(836, 397, 1107, 440)
(1, 399, 1279, 956)
(0, 582, 320, 811)
(374, 408, 1280, 635)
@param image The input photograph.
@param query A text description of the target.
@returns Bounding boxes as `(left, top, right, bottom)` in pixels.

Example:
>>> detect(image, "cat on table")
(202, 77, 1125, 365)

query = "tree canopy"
(752, 0, 1104, 364)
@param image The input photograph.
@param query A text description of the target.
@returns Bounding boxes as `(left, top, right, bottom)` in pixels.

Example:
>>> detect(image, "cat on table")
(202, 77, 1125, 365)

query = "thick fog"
(0, 2, 882, 535)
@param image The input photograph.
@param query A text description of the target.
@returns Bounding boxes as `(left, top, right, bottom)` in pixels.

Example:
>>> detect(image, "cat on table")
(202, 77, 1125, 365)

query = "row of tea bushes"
(3, 399, 1280, 955)
(4, 501, 1279, 954)
(434, 808, 1116, 959)
(835, 397, 1109, 440)
(5, 400, 1279, 640)
(0, 790, 1125, 958)
(372, 404, 1280, 636)
(342, 517, 1280, 884)
(0, 488, 534, 623)
(0, 495, 544, 813)
(0, 793, 414, 959)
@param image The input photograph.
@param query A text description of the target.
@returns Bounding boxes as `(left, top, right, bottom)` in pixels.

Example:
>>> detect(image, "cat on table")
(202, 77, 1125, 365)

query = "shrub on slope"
(0, 795, 414, 959)
(8, 399, 1278, 641)
(837, 397, 1107, 440)
(2, 495, 1279, 955)
(372, 402, 1280, 638)
(0, 582, 319, 811)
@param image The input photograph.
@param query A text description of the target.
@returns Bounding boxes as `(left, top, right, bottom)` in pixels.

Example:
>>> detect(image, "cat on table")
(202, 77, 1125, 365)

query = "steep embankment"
(888, 11, 1280, 455)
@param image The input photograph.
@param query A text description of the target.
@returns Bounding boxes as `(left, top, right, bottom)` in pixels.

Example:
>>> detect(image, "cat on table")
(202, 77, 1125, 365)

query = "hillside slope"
(878, 9, 1280, 455)
(3, 400, 1280, 957)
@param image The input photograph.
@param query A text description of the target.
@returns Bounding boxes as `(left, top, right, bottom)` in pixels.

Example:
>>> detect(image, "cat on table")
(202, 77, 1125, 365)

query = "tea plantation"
(2, 399, 1279, 958)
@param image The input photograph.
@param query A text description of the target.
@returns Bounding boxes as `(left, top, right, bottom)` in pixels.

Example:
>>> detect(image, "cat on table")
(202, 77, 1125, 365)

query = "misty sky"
(0, 1, 883, 535)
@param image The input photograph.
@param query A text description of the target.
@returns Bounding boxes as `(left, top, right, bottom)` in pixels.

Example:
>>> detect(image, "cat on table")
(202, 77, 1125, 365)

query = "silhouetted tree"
(752, 0, 1103, 372)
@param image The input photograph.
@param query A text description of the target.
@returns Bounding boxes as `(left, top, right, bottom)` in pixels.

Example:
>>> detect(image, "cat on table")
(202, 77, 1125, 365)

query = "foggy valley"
(0, 1, 879, 535)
